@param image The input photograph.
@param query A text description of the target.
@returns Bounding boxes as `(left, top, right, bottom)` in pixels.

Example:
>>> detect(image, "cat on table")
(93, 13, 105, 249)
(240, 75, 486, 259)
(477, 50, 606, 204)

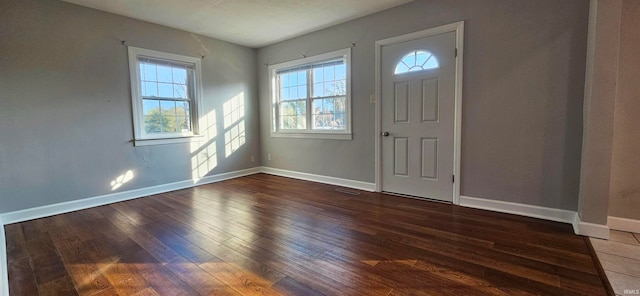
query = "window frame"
(128, 46, 204, 146)
(269, 48, 352, 140)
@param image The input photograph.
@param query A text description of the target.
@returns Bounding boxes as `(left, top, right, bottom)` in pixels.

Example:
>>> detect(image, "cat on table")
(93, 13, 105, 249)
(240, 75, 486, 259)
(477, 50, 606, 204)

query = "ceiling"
(61, 0, 413, 48)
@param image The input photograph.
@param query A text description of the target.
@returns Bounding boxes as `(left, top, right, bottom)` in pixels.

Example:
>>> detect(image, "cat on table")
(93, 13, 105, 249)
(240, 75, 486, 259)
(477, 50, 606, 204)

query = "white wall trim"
(608, 216, 640, 233)
(460, 195, 611, 239)
(374, 21, 464, 205)
(0, 215, 7, 296)
(573, 214, 610, 239)
(0, 167, 261, 225)
(260, 166, 376, 192)
(459, 195, 577, 224)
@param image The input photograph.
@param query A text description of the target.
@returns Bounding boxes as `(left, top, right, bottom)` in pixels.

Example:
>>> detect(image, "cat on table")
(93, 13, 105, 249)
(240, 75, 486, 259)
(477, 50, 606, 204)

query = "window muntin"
(128, 47, 203, 145)
(270, 48, 351, 139)
(394, 50, 439, 74)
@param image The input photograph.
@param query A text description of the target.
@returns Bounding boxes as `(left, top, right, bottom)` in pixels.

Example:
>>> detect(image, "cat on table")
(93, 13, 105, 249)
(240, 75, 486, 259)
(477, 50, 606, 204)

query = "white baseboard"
(260, 166, 376, 192)
(0, 215, 7, 296)
(608, 216, 640, 233)
(573, 214, 610, 239)
(459, 195, 611, 239)
(459, 195, 577, 224)
(0, 167, 261, 225)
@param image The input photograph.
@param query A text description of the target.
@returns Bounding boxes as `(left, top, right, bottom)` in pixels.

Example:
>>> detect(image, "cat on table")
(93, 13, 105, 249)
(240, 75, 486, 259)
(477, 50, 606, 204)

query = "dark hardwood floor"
(5, 173, 609, 295)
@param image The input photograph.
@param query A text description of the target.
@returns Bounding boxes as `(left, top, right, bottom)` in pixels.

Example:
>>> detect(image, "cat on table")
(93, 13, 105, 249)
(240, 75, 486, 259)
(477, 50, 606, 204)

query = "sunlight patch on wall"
(223, 93, 245, 129)
(225, 120, 245, 157)
(191, 109, 218, 182)
(110, 170, 134, 191)
(191, 140, 217, 182)
(223, 93, 246, 158)
(203, 109, 218, 143)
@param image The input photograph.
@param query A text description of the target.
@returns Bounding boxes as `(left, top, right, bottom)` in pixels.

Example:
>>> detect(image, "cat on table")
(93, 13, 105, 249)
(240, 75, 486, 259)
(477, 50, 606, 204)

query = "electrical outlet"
(250, 155, 255, 162)
(369, 94, 376, 104)
(268, 153, 272, 161)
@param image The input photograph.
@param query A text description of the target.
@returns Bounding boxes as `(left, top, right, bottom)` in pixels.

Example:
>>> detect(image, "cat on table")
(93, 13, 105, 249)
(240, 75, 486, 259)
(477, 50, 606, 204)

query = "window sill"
(134, 135, 204, 146)
(270, 132, 352, 140)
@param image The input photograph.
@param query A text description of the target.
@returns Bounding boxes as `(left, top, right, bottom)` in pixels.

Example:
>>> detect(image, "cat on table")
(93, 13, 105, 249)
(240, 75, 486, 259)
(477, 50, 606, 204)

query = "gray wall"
(608, 0, 640, 220)
(258, 0, 589, 210)
(0, 0, 259, 213)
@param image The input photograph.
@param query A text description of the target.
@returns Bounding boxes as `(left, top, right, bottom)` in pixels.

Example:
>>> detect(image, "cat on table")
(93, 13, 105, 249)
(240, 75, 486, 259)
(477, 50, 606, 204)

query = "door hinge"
(455, 48, 458, 58)
(452, 175, 455, 183)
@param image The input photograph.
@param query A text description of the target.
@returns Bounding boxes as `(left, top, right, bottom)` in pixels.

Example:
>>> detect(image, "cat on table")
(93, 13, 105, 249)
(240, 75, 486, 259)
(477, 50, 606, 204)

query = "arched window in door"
(394, 50, 439, 75)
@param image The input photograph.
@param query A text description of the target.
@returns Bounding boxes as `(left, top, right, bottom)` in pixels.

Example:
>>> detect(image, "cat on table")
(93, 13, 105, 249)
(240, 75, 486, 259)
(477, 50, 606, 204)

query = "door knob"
(382, 132, 390, 137)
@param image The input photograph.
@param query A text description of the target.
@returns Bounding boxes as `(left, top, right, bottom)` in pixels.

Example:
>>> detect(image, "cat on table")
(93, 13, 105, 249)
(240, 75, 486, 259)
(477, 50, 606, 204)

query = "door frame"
(374, 21, 464, 205)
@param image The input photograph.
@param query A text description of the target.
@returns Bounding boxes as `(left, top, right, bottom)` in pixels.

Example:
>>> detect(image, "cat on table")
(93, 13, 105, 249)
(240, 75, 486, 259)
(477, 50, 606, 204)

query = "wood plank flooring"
(5, 174, 609, 295)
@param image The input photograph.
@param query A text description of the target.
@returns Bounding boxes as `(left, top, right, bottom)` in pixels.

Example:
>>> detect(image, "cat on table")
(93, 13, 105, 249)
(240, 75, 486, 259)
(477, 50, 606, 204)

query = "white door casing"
(375, 22, 464, 204)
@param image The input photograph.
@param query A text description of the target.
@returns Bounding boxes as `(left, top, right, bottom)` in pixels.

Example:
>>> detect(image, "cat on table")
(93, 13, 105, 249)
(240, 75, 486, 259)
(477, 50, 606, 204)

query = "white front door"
(380, 32, 456, 202)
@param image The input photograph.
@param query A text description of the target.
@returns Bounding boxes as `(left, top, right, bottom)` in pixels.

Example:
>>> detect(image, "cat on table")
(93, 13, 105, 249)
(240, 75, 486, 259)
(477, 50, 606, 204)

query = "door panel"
(381, 32, 456, 202)
(421, 79, 439, 122)
(394, 82, 409, 123)
(421, 138, 438, 179)
(394, 137, 409, 176)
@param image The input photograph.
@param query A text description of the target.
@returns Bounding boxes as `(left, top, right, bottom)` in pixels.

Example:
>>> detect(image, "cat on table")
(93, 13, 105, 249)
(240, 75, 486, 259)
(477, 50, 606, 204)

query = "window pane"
(142, 82, 158, 97)
(335, 64, 346, 80)
(142, 99, 160, 116)
(143, 63, 156, 82)
(323, 98, 334, 113)
(335, 96, 346, 112)
(394, 62, 410, 75)
(172, 68, 187, 84)
(326, 82, 336, 96)
(336, 80, 346, 96)
(416, 51, 429, 67)
(295, 100, 306, 116)
(143, 98, 192, 133)
(157, 65, 172, 83)
(313, 67, 323, 82)
(280, 101, 294, 116)
(401, 54, 415, 66)
(296, 115, 306, 129)
(280, 115, 294, 130)
(297, 72, 306, 86)
(424, 56, 438, 69)
(312, 97, 346, 130)
(179, 101, 192, 132)
(323, 66, 334, 81)
(313, 83, 323, 98)
(173, 84, 187, 98)
(288, 73, 297, 86)
(297, 85, 306, 99)
(143, 99, 163, 133)
(160, 100, 177, 133)
(158, 83, 173, 98)
(139, 64, 145, 81)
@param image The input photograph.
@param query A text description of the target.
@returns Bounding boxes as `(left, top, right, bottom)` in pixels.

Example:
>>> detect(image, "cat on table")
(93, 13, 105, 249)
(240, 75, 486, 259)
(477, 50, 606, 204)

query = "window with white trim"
(128, 47, 203, 146)
(269, 48, 351, 140)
